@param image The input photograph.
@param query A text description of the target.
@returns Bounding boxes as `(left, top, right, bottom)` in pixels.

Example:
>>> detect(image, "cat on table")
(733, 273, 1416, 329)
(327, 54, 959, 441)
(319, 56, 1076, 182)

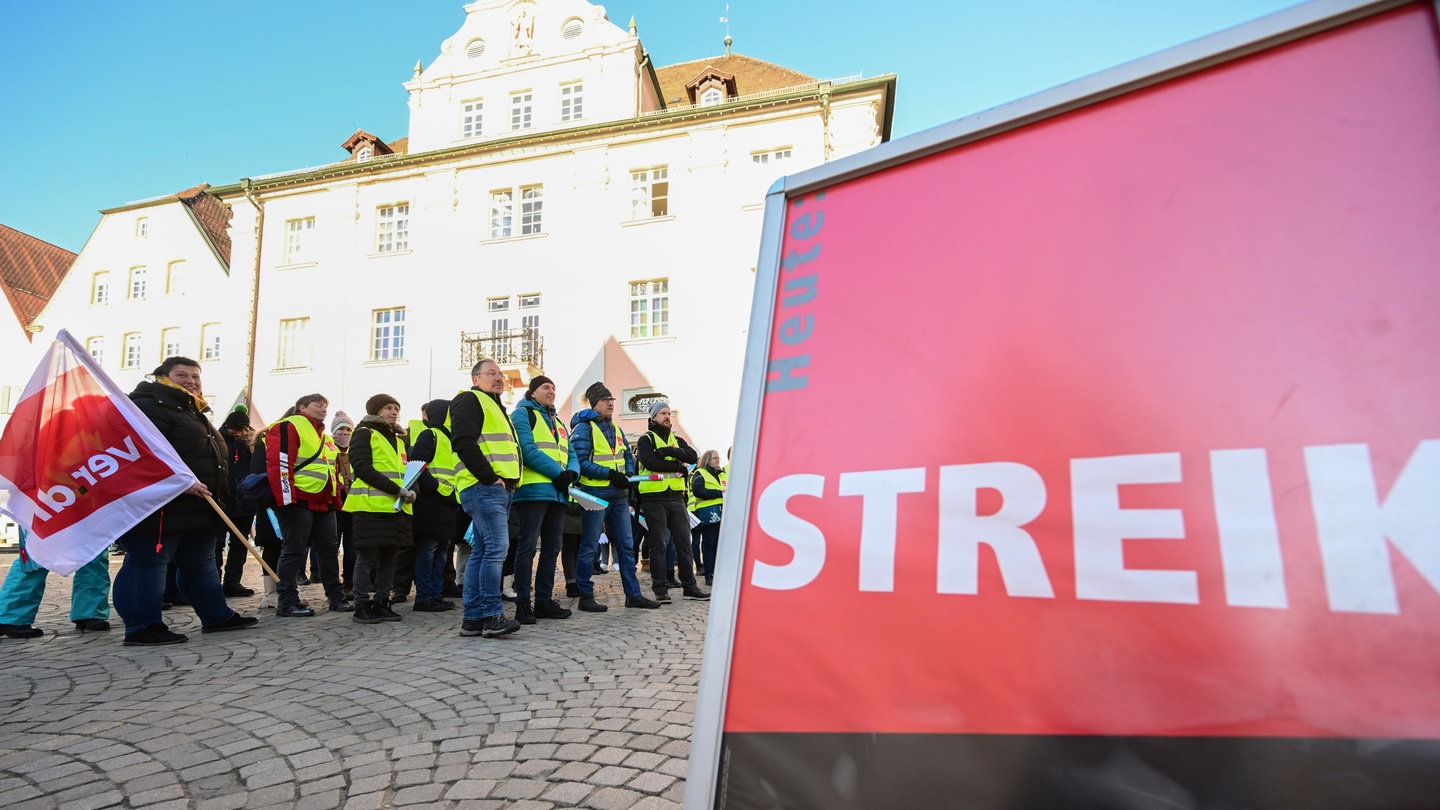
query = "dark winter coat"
(127, 379, 228, 532)
(409, 398, 461, 542)
(250, 436, 280, 549)
(224, 431, 254, 519)
(635, 421, 697, 502)
(348, 415, 414, 551)
(569, 408, 634, 501)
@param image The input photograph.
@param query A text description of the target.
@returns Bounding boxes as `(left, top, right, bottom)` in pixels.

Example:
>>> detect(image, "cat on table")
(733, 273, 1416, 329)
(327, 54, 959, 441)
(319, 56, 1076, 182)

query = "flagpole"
(203, 494, 280, 583)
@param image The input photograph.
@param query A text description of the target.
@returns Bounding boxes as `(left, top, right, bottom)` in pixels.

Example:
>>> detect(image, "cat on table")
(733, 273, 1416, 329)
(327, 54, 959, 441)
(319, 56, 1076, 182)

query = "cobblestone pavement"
(0, 554, 710, 809)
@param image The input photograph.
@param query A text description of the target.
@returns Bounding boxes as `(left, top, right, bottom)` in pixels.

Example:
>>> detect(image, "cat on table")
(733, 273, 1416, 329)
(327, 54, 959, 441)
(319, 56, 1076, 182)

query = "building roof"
(176, 184, 233, 268)
(0, 223, 75, 334)
(654, 53, 818, 108)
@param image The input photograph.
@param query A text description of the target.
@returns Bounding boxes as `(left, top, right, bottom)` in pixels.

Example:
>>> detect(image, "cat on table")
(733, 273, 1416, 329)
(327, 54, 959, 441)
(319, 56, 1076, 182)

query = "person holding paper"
(342, 394, 417, 624)
(509, 375, 579, 624)
(635, 402, 709, 603)
(570, 382, 660, 611)
(409, 398, 462, 612)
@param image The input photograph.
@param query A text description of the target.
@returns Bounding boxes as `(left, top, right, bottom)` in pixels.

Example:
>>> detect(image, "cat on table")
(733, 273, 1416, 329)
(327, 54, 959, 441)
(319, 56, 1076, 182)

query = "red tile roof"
(0, 223, 75, 335)
(176, 184, 232, 267)
(654, 53, 818, 107)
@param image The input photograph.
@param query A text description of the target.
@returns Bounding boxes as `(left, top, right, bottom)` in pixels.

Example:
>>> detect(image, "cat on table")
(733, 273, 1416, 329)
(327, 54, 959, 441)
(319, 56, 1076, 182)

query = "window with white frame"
(277, 318, 310, 369)
(136, 217, 148, 238)
(86, 336, 104, 364)
(488, 297, 509, 334)
(510, 91, 533, 130)
(122, 332, 144, 369)
(161, 327, 183, 360)
(284, 217, 316, 264)
(201, 323, 221, 360)
(629, 278, 670, 338)
(128, 266, 148, 300)
(560, 82, 583, 122)
(489, 191, 513, 239)
(700, 87, 724, 106)
(371, 307, 406, 361)
(487, 297, 510, 314)
(520, 186, 543, 235)
(631, 166, 669, 219)
(357, 145, 372, 163)
(166, 260, 186, 295)
(752, 148, 793, 164)
(519, 293, 541, 332)
(91, 272, 110, 305)
(461, 99, 484, 139)
(376, 203, 409, 253)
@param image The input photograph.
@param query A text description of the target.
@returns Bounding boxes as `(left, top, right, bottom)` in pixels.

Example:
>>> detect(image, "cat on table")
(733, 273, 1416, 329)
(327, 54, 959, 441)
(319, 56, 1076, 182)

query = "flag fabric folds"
(0, 330, 196, 575)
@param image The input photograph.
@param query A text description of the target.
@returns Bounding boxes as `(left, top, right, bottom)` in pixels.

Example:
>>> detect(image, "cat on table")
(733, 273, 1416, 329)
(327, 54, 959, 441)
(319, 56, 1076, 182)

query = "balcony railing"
(460, 326, 544, 370)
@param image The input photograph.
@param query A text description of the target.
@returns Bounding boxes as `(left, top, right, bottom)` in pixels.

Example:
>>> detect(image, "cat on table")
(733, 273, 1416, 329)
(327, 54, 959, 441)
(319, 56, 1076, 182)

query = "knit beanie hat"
(649, 399, 670, 419)
(365, 394, 400, 416)
(584, 381, 613, 405)
(330, 411, 355, 432)
(221, 407, 250, 431)
(525, 375, 555, 398)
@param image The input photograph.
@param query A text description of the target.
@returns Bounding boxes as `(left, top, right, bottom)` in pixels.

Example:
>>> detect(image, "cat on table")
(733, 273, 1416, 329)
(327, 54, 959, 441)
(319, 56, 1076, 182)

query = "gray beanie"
(648, 399, 670, 419)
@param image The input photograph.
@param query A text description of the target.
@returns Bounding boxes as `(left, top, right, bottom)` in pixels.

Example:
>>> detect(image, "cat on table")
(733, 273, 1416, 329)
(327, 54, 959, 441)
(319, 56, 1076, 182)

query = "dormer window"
(357, 145, 373, 163)
(685, 67, 738, 107)
(341, 129, 394, 162)
(700, 87, 723, 106)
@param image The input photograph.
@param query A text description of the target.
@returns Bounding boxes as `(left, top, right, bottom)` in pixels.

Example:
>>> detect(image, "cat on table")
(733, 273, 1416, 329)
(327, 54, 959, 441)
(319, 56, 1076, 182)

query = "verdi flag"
(0, 329, 196, 574)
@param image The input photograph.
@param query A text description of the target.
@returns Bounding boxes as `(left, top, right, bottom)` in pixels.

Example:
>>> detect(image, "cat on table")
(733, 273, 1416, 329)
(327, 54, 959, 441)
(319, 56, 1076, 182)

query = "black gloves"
(608, 469, 631, 489)
(554, 470, 578, 486)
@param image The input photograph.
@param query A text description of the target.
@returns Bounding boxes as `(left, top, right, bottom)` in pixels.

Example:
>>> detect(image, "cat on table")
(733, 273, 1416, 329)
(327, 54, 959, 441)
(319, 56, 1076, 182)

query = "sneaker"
(276, 605, 316, 618)
(459, 619, 487, 637)
(654, 590, 673, 605)
(376, 600, 402, 622)
(123, 623, 188, 646)
(0, 623, 44, 638)
(625, 595, 662, 609)
(683, 585, 711, 600)
(353, 601, 384, 625)
(666, 577, 682, 590)
(535, 600, 572, 619)
(578, 596, 608, 613)
(514, 601, 536, 625)
(481, 614, 520, 637)
(328, 600, 356, 613)
(201, 613, 259, 633)
(73, 618, 111, 632)
(412, 599, 449, 612)
(222, 583, 255, 597)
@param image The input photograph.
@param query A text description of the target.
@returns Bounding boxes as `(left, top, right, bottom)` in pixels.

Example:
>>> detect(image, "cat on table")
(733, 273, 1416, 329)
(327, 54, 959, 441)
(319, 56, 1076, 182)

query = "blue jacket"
(570, 408, 634, 500)
(511, 396, 580, 504)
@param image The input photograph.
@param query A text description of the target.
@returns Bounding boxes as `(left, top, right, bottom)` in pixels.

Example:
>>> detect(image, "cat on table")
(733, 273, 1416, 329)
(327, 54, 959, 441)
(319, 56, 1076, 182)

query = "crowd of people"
(0, 357, 728, 646)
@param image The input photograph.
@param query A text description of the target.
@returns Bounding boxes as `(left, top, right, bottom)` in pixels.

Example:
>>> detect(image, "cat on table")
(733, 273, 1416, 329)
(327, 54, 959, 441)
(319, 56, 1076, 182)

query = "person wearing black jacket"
(634, 402, 709, 603)
(218, 408, 255, 596)
(112, 357, 258, 645)
(409, 398, 461, 612)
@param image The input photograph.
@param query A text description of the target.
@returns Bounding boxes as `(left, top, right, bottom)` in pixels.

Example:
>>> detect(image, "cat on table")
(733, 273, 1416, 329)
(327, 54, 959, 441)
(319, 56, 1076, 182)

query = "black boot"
(514, 600, 536, 625)
(376, 599, 402, 622)
(353, 600, 383, 624)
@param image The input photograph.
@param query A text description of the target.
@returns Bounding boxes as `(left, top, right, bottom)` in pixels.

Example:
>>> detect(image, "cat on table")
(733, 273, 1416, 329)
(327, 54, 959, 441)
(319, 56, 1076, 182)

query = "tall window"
(520, 293, 541, 357)
(462, 99, 483, 138)
(510, 91, 533, 130)
(136, 217, 148, 238)
(162, 327, 183, 360)
(277, 318, 310, 369)
(284, 217, 316, 264)
(631, 167, 669, 219)
(128, 266, 148, 300)
(629, 279, 670, 338)
(520, 186, 543, 235)
(201, 323, 221, 360)
(122, 332, 144, 369)
(371, 308, 406, 361)
(166, 260, 187, 295)
(560, 82, 583, 122)
(376, 203, 409, 253)
(489, 191, 513, 239)
(91, 272, 110, 305)
(488, 297, 509, 334)
(752, 148, 793, 164)
(86, 336, 104, 364)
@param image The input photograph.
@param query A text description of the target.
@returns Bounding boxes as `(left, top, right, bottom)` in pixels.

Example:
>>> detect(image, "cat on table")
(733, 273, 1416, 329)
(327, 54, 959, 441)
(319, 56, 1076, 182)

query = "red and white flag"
(0, 330, 196, 574)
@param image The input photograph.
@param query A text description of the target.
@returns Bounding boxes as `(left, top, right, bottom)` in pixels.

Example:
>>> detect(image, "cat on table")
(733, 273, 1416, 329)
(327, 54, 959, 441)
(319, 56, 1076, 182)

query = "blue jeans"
(412, 512, 455, 604)
(0, 533, 110, 625)
(514, 501, 563, 605)
(577, 489, 642, 598)
(461, 482, 511, 620)
(114, 519, 234, 634)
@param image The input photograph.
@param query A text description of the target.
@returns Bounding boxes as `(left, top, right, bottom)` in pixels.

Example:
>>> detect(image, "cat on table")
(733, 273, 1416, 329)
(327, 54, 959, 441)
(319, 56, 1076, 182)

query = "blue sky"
(1, 0, 1299, 253)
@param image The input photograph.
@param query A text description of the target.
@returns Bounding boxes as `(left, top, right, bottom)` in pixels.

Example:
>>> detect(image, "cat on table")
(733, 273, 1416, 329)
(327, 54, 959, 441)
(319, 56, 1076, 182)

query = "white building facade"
(41, 0, 894, 451)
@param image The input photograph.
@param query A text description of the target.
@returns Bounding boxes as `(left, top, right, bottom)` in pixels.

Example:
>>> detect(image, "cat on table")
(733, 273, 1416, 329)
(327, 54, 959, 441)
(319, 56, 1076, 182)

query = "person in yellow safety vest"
(450, 358, 524, 639)
(689, 450, 726, 587)
(635, 401, 709, 604)
(265, 393, 352, 618)
(342, 394, 419, 624)
(509, 375, 580, 624)
(408, 398, 463, 613)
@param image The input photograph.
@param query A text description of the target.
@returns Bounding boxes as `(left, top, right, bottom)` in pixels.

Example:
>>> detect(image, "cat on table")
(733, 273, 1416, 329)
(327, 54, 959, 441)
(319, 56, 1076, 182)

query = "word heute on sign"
(766, 193, 825, 393)
(33, 435, 147, 521)
(753, 440, 1440, 615)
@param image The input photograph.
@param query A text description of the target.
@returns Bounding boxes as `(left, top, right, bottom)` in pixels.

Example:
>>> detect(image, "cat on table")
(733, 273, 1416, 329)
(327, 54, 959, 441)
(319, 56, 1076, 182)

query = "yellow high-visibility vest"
(278, 414, 338, 498)
(517, 409, 569, 487)
(342, 427, 411, 515)
(579, 421, 626, 487)
(637, 431, 685, 495)
(692, 468, 724, 510)
(448, 389, 519, 491)
(416, 426, 459, 500)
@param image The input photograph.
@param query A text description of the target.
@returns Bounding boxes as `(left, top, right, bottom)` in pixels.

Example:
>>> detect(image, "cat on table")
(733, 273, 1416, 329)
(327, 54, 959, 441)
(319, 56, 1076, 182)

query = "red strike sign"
(726, 4, 1440, 740)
